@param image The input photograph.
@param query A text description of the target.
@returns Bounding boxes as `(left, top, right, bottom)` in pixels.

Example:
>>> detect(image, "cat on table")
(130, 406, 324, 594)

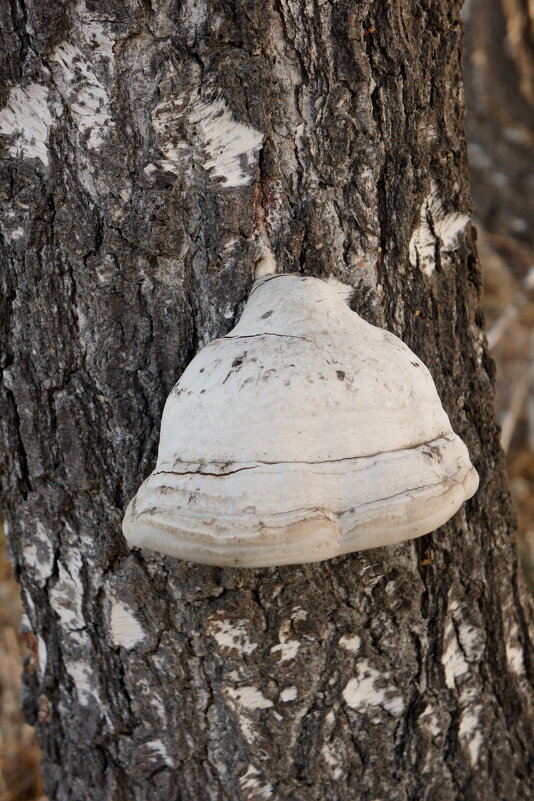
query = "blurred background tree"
(465, 0, 534, 588)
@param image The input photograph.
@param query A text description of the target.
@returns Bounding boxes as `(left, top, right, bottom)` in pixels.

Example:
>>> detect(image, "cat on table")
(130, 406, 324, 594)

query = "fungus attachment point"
(253, 205, 277, 279)
(123, 275, 479, 567)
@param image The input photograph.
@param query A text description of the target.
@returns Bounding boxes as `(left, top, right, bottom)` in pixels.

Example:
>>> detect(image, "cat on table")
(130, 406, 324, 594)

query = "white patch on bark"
(49, 551, 84, 630)
(50, 42, 114, 149)
(322, 709, 344, 779)
(505, 623, 525, 675)
(280, 686, 298, 702)
(145, 739, 174, 767)
(235, 716, 256, 743)
(239, 765, 273, 800)
(442, 594, 485, 691)
(66, 660, 100, 707)
(343, 660, 404, 716)
(205, 615, 258, 656)
(23, 590, 36, 620)
(194, 92, 260, 183)
(0, 83, 52, 165)
(142, 162, 158, 177)
(419, 704, 441, 737)
(10, 227, 24, 240)
(37, 635, 47, 679)
(20, 614, 32, 634)
(224, 685, 272, 743)
(321, 741, 343, 780)
(409, 182, 469, 275)
(442, 614, 469, 688)
(109, 599, 145, 650)
(75, 1, 116, 65)
(152, 92, 263, 187)
(339, 634, 362, 653)
(21, 522, 54, 586)
(224, 686, 273, 710)
(457, 620, 485, 663)
(459, 707, 483, 765)
(270, 621, 301, 663)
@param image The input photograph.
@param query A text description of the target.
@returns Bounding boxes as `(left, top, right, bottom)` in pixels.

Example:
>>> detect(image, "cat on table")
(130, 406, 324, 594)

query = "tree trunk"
(1, 2, 533, 800)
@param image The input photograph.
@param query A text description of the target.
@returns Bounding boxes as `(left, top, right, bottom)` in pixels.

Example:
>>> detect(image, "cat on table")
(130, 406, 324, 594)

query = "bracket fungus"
(123, 274, 479, 567)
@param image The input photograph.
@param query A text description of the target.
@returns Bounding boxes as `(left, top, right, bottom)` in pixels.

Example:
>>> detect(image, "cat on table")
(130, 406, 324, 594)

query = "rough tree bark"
(1, 2, 533, 800)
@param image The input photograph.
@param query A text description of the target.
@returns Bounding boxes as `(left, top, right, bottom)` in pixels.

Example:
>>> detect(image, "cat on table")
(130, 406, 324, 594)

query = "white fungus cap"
(123, 274, 479, 567)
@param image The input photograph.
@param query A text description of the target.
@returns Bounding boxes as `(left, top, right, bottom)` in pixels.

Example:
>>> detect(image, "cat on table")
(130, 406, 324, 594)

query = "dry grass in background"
(0, 526, 44, 801)
(0, 223, 533, 801)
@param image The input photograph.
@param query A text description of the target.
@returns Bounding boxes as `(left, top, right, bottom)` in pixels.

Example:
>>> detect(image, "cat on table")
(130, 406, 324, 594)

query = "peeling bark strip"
(0, 2, 533, 801)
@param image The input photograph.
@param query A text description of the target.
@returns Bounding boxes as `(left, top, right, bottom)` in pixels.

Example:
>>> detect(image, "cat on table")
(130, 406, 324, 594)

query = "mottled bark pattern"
(1, 1, 533, 800)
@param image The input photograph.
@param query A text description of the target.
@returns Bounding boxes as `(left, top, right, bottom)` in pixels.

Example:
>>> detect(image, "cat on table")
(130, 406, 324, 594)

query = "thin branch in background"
(500, 357, 534, 452)
(486, 298, 523, 350)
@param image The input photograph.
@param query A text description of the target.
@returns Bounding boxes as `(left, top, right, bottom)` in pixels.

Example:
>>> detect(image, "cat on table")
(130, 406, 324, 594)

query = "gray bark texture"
(1, 1, 533, 800)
